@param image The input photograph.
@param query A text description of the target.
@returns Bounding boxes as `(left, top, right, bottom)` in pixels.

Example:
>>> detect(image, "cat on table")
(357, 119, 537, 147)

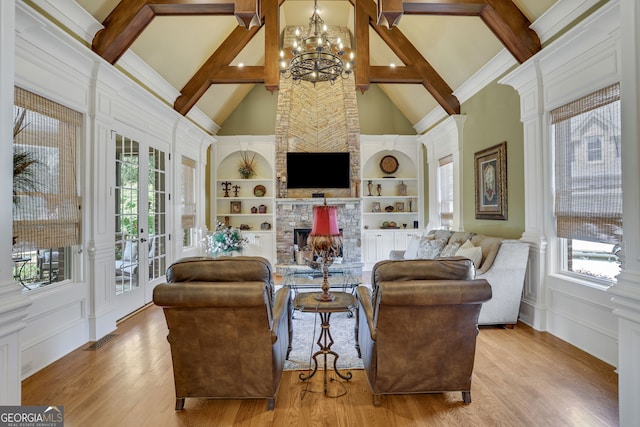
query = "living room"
(2, 0, 640, 425)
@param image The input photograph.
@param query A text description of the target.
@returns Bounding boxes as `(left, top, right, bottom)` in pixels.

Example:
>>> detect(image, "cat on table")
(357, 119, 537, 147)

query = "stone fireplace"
(274, 25, 361, 265)
(276, 199, 360, 265)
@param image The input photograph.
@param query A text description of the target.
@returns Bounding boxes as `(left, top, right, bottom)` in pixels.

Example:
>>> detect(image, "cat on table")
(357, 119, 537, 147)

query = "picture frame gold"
(395, 202, 404, 212)
(474, 142, 507, 220)
(372, 201, 381, 212)
(230, 201, 242, 214)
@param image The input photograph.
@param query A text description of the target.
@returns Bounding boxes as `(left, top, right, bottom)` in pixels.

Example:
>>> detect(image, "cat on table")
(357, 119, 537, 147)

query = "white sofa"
(389, 230, 530, 327)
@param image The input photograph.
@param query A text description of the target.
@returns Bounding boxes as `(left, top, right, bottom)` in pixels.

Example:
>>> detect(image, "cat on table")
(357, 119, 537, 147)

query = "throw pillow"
(403, 234, 423, 260)
(455, 240, 483, 267)
(438, 241, 462, 258)
(417, 238, 447, 259)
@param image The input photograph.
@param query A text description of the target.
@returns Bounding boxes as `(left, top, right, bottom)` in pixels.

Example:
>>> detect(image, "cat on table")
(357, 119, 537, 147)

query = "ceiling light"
(279, 0, 355, 85)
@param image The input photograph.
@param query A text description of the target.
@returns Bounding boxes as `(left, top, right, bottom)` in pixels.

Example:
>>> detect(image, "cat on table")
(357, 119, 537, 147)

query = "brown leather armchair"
(356, 257, 492, 406)
(152, 256, 292, 411)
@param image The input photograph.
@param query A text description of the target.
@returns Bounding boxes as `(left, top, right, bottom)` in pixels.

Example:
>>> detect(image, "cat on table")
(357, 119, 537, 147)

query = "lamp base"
(314, 263, 335, 302)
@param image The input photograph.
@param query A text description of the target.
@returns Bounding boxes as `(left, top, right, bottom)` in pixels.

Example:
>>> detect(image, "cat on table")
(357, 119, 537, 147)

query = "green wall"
(459, 80, 525, 239)
(356, 85, 415, 135)
(218, 85, 278, 135)
(217, 83, 414, 135)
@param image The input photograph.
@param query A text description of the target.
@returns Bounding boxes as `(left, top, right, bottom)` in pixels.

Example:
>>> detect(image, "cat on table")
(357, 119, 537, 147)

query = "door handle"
(140, 238, 147, 243)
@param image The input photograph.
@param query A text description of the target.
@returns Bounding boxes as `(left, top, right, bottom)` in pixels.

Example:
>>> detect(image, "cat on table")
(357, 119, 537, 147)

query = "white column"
(499, 63, 548, 331)
(609, 0, 640, 425)
(0, 0, 32, 405)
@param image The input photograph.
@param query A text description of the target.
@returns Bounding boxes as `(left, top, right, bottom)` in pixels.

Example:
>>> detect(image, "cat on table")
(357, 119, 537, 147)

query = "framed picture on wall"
(230, 201, 242, 214)
(474, 141, 507, 220)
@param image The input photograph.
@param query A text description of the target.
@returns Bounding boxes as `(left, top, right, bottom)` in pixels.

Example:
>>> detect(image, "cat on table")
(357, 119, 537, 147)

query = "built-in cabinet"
(360, 136, 424, 270)
(211, 137, 276, 264)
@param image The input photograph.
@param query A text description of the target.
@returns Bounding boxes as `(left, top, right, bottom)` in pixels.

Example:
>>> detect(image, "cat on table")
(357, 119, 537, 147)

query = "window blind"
(551, 83, 622, 244)
(13, 87, 82, 249)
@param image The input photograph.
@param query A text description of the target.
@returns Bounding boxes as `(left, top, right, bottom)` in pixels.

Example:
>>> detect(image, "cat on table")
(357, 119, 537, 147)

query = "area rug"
(284, 310, 364, 371)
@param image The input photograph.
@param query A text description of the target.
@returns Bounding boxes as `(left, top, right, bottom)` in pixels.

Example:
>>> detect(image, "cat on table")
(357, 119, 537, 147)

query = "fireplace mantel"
(276, 197, 360, 205)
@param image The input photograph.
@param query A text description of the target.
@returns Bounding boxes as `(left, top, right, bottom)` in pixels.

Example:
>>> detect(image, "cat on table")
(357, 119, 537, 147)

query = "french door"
(114, 134, 167, 320)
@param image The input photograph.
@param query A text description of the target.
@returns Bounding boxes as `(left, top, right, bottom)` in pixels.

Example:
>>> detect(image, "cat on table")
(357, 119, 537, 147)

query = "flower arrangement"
(207, 221, 248, 256)
(239, 151, 256, 179)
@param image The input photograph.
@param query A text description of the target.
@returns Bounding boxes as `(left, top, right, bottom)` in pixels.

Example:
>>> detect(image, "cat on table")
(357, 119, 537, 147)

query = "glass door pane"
(147, 147, 167, 281)
(115, 135, 139, 295)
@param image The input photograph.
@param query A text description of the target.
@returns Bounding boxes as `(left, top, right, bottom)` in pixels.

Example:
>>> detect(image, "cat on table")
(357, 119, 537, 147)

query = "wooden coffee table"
(293, 291, 357, 395)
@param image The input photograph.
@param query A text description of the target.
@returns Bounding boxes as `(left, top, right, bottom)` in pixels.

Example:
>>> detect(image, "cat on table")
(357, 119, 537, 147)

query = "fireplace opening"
(293, 228, 343, 264)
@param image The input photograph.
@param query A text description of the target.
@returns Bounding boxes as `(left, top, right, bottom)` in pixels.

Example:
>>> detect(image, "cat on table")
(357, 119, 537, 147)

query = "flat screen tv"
(286, 152, 350, 189)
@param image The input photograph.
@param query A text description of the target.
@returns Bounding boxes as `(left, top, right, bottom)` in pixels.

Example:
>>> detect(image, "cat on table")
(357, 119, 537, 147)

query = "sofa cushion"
(427, 229, 454, 241)
(455, 240, 483, 267)
(448, 231, 476, 244)
(438, 241, 462, 258)
(471, 235, 503, 273)
(417, 238, 448, 259)
(403, 234, 423, 259)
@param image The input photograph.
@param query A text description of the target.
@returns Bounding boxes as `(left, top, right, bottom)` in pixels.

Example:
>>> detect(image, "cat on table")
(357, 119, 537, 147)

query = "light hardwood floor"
(22, 302, 618, 427)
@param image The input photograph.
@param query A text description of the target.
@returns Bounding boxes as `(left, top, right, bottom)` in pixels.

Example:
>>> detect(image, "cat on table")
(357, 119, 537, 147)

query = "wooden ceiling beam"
(92, 0, 255, 65)
(351, 0, 460, 115)
(175, 0, 285, 115)
(370, 66, 422, 84)
(211, 66, 265, 83)
(263, 0, 280, 93)
(232, 0, 261, 29)
(378, 1, 540, 63)
(354, 0, 371, 94)
(480, 0, 540, 63)
(174, 24, 261, 115)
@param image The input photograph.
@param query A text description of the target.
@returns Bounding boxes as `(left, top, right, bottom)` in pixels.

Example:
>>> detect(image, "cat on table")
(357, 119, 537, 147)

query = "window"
(12, 87, 81, 290)
(181, 156, 196, 247)
(438, 155, 454, 229)
(551, 83, 622, 282)
(586, 136, 602, 162)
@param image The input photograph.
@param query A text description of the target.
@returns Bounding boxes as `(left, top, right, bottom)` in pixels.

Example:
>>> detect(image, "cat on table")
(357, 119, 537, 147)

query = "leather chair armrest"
(356, 286, 376, 341)
(271, 287, 291, 344)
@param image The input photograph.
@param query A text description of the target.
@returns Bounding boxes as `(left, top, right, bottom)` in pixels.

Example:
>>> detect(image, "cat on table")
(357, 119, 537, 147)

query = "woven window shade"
(13, 87, 81, 249)
(552, 83, 622, 244)
(181, 157, 196, 229)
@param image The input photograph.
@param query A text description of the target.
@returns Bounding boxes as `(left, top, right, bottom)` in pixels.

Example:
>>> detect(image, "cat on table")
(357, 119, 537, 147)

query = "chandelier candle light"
(307, 200, 342, 301)
(279, 0, 355, 85)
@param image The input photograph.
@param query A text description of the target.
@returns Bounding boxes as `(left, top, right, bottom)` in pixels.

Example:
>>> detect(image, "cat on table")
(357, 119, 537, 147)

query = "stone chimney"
(275, 25, 360, 199)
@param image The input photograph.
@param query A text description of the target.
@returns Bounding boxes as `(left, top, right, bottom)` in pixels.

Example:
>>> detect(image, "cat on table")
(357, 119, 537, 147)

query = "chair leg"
(267, 398, 275, 411)
(462, 391, 471, 404)
(373, 394, 381, 407)
(175, 398, 185, 411)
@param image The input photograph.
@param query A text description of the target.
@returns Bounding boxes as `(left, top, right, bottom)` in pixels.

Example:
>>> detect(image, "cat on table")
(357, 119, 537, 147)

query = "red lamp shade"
(310, 205, 340, 236)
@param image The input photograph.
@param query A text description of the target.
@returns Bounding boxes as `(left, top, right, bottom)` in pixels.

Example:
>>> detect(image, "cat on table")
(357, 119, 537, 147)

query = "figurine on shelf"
(398, 180, 407, 196)
(221, 181, 231, 198)
(409, 198, 413, 212)
(376, 183, 382, 196)
(367, 180, 373, 196)
(232, 184, 241, 197)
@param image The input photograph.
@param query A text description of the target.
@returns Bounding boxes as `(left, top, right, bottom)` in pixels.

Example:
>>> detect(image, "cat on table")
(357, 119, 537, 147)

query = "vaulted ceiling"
(74, 0, 557, 130)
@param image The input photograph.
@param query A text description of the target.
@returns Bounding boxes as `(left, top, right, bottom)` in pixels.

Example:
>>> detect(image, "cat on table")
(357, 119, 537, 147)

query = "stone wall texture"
(275, 25, 361, 264)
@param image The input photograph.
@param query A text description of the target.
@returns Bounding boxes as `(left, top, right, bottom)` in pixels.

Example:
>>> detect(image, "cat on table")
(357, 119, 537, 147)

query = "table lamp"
(307, 200, 342, 301)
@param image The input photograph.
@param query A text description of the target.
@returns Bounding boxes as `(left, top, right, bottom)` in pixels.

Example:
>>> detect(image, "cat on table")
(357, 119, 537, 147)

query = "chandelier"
(279, 0, 355, 85)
